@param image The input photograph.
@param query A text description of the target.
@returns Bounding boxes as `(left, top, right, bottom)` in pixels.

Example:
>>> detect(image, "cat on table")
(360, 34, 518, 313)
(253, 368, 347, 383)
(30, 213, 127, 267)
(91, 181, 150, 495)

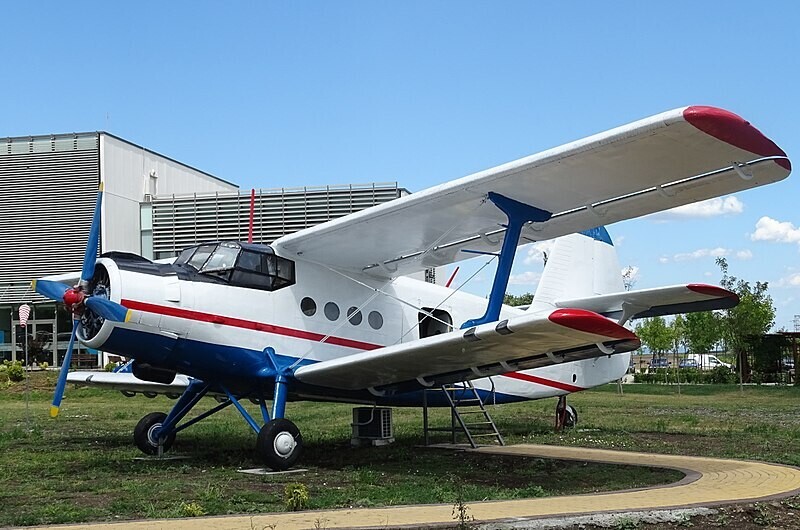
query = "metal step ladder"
(423, 380, 505, 448)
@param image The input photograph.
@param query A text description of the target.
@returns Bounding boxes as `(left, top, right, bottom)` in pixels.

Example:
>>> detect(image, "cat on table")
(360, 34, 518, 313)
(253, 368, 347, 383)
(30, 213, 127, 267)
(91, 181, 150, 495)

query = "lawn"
(1, 374, 799, 527)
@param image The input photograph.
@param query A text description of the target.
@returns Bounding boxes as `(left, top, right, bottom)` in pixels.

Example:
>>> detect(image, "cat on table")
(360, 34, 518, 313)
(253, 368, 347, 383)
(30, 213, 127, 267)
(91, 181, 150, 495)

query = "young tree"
(503, 292, 534, 307)
(683, 311, 721, 354)
(716, 257, 776, 380)
(635, 316, 673, 356)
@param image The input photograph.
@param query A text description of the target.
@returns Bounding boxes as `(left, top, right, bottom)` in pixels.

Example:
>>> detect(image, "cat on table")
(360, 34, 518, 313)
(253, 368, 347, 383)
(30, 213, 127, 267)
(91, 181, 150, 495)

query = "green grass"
(3, 376, 799, 526)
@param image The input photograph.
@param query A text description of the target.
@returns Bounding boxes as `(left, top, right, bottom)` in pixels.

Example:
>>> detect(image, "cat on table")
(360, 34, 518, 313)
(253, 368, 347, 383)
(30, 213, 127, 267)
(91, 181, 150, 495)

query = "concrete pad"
(39, 443, 800, 530)
(236, 467, 308, 476)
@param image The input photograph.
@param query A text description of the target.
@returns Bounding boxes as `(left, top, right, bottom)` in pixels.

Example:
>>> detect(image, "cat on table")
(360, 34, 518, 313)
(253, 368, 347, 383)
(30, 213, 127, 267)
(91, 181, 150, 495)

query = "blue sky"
(3, 2, 799, 329)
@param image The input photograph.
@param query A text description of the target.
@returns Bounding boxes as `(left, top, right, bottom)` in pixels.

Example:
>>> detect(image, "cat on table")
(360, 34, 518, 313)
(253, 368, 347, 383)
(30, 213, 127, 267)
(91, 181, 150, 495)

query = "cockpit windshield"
(175, 241, 295, 292)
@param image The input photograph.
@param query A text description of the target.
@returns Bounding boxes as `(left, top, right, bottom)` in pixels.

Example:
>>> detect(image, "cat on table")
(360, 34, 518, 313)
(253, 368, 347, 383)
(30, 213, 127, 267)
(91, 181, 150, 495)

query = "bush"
(39, 362, 49, 370)
(104, 362, 117, 372)
(284, 483, 309, 511)
(7, 361, 24, 382)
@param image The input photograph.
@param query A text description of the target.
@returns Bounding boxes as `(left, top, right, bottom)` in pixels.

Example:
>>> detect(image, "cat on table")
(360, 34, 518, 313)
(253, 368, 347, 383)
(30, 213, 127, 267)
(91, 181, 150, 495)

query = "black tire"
(256, 418, 303, 471)
(134, 412, 175, 455)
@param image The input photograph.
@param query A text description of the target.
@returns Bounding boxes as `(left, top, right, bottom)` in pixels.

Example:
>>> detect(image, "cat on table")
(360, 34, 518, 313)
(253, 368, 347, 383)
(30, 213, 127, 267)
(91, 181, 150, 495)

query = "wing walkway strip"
(39, 444, 800, 530)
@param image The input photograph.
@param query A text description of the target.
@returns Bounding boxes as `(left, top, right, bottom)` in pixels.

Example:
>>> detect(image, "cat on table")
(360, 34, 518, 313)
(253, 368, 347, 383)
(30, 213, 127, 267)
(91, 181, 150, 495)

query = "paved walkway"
(37, 444, 800, 530)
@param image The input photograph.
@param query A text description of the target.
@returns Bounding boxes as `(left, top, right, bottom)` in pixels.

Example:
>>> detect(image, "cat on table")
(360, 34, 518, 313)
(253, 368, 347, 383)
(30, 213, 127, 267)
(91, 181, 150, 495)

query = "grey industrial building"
(0, 132, 406, 367)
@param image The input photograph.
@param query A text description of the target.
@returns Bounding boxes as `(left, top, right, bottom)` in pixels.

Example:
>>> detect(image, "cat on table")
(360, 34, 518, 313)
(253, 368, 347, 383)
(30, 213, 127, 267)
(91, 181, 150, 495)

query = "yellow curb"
(32, 444, 800, 530)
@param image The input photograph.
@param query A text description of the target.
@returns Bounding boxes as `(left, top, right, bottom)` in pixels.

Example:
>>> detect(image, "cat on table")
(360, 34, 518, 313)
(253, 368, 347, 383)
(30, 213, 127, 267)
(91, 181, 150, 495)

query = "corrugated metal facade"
(0, 133, 99, 298)
(151, 183, 405, 257)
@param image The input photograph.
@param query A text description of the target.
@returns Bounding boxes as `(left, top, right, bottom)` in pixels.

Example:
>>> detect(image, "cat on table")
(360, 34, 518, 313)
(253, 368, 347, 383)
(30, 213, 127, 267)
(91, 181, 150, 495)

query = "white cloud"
(649, 196, 744, 221)
(703, 271, 713, 278)
(777, 273, 800, 287)
(508, 271, 541, 285)
(523, 240, 555, 265)
(673, 247, 730, 262)
(661, 247, 753, 263)
(750, 216, 800, 244)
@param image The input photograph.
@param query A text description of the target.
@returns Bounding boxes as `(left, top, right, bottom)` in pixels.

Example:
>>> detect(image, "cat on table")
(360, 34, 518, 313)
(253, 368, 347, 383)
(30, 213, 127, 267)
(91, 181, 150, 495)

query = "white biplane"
(33, 106, 790, 470)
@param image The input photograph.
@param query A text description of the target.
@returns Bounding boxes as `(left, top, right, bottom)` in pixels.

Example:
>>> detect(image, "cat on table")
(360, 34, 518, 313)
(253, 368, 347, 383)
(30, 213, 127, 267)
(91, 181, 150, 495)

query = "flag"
(18, 304, 31, 327)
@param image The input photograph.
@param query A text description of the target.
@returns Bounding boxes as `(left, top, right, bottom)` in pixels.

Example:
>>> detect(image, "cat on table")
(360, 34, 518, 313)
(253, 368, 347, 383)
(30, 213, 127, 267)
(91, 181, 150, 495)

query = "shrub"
(104, 362, 117, 372)
(7, 361, 24, 382)
(178, 501, 206, 517)
(284, 483, 309, 511)
(39, 362, 49, 370)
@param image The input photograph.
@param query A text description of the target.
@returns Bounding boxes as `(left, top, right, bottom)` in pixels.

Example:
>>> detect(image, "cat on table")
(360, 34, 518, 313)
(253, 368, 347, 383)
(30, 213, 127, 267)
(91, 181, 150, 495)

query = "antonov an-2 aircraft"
(33, 106, 790, 470)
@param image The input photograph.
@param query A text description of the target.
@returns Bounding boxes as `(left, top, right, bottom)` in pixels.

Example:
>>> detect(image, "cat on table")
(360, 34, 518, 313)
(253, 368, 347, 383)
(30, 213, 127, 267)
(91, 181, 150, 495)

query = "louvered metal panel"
(151, 183, 405, 257)
(0, 136, 99, 283)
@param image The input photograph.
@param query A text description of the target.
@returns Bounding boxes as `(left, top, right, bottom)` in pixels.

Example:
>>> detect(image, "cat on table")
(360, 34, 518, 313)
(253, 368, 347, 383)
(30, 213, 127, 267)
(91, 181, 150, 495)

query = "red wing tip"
(687, 283, 740, 302)
(683, 106, 790, 171)
(548, 308, 637, 340)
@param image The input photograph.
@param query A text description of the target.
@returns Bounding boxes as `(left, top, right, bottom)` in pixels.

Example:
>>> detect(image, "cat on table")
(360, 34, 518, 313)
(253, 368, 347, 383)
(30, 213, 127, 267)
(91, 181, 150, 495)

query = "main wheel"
(134, 412, 176, 455)
(256, 418, 303, 471)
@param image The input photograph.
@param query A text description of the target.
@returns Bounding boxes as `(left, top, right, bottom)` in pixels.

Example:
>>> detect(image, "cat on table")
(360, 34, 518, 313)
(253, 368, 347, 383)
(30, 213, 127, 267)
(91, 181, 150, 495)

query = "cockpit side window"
(203, 242, 241, 271)
(187, 244, 216, 270)
(230, 250, 295, 291)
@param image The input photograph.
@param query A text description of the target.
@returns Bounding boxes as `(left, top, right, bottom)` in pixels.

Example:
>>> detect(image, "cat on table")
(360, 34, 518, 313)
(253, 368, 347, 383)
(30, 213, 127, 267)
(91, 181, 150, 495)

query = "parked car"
(679, 358, 699, 369)
(685, 353, 732, 371)
(648, 357, 670, 369)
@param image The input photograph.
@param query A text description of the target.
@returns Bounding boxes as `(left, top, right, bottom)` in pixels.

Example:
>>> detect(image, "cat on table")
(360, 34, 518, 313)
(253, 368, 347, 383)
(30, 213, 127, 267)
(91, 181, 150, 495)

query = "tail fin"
(528, 227, 623, 313)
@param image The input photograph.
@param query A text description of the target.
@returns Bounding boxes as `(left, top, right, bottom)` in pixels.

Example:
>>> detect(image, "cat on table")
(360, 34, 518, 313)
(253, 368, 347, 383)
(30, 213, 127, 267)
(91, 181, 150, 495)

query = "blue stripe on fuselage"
(100, 327, 524, 407)
(579, 226, 613, 246)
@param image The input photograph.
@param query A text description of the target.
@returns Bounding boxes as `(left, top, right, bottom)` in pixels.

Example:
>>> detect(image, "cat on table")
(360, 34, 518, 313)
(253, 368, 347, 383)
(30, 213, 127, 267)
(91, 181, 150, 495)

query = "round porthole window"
(347, 307, 362, 325)
(300, 297, 316, 316)
(368, 311, 383, 330)
(324, 302, 340, 321)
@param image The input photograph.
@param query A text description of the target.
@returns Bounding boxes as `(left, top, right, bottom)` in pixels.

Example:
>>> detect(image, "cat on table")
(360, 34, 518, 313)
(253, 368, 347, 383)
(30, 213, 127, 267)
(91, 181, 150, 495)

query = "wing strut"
(461, 192, 551, 329)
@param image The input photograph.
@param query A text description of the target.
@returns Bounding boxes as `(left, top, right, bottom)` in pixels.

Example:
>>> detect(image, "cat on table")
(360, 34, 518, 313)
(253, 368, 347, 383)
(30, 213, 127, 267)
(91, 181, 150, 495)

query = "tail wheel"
(257, 418, 303, 471)
(555, 398, 578, 430)
(134, 412, 176, 455)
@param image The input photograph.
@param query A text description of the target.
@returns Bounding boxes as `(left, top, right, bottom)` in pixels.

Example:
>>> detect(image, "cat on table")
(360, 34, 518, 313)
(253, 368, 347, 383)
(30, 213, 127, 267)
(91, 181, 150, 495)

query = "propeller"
(85, 297, 129, 323)
(33, 184, 108, 418)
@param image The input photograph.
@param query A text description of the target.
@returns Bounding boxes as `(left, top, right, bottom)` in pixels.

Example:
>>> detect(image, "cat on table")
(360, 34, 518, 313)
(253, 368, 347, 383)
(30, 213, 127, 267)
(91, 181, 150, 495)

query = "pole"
(23, 325, 30, 429)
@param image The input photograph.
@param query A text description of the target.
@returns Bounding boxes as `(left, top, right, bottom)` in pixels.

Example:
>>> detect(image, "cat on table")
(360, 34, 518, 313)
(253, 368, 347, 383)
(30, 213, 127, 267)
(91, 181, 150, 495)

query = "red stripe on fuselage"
(120, 299, 383, 351)
(501, 371, 585, 393)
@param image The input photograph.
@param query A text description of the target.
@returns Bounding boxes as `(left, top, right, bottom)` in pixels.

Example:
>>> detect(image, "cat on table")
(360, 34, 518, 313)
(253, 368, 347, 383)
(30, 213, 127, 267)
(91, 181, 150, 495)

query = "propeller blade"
(80, 183, 104, 284)
(85, 297, 130, 322)
(51, 320, 78, 418)
(32, 280, 69, 301)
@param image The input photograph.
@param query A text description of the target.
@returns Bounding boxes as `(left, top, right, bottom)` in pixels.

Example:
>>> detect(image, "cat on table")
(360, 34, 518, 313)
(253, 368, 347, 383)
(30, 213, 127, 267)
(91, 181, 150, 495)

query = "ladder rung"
(471, 433, 502, 437)
(464, 422, 494, 426)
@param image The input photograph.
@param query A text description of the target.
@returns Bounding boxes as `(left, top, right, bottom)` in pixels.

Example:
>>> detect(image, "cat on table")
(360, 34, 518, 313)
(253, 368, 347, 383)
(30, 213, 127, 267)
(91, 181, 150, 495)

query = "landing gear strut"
(555, 395, 578, 431)
(130, 348, 304, 471)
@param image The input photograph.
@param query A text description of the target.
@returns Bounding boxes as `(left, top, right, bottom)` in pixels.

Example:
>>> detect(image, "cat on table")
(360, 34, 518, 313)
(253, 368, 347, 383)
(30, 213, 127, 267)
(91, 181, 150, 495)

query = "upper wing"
(274, 106, 790, 278)
(293, 308, 639, 391)
(555, 284, 739, 323)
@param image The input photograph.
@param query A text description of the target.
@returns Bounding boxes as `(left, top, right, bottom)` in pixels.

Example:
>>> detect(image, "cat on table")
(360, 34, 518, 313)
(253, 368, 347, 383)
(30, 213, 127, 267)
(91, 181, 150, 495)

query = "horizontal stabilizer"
(555, 284, 738, 323)
(293, 308, 639, 391)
